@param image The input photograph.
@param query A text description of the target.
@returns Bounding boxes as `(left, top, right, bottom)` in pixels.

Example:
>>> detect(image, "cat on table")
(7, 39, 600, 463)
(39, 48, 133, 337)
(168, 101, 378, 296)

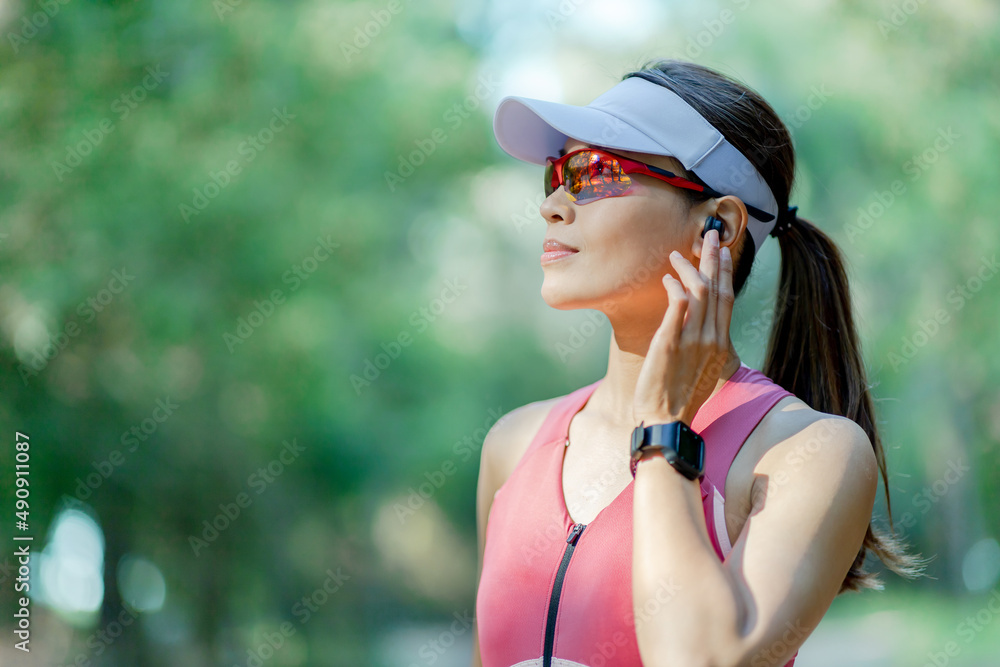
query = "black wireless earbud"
(701, 215, 725, 240)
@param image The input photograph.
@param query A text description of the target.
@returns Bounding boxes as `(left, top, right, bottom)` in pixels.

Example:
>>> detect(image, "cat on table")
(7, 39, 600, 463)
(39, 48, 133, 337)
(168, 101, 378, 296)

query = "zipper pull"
(566, 522, 586, 545)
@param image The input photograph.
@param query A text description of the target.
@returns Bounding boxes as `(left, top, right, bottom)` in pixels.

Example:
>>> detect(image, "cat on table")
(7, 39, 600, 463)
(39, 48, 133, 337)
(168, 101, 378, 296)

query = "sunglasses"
(544, 147, 773, 221)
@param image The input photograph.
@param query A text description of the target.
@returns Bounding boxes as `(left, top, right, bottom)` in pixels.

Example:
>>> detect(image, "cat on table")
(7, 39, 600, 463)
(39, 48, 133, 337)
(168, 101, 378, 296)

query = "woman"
(471, 60, 924, 667)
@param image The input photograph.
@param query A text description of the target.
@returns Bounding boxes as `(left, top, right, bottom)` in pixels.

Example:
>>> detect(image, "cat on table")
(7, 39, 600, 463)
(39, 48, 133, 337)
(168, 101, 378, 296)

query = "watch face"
(677, 431, 702, 466)
(676, 424, 704, 475)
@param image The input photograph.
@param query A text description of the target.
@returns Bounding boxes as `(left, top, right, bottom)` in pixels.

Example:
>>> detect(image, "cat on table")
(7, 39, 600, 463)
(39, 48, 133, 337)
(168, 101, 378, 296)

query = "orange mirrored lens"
(563, 151, 632, 203)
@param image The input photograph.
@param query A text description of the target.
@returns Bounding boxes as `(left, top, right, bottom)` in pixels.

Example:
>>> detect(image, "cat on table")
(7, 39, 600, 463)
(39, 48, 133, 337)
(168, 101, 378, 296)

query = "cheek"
(572, 230, 673, 296)
(593, 208, 679, 270)
(568, 196, 685, 290)
(611, 242, 673, 291)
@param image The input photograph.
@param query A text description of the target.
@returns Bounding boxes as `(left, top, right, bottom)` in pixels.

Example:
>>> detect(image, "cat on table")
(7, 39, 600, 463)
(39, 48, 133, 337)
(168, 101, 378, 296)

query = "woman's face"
(539, 138, 713, 323)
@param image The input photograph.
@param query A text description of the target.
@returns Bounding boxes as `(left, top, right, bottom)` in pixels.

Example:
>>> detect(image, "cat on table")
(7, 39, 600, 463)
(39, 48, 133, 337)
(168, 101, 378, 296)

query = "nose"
(540, 188, 575, 225)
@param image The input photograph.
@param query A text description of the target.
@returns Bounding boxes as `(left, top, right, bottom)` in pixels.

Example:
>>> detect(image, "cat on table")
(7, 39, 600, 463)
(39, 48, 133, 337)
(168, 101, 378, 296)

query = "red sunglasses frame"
(544, 147, 775, 222)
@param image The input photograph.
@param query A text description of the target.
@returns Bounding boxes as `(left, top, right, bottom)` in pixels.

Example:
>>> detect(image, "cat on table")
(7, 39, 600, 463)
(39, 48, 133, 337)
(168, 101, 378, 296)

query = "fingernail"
(670, 250, 680, 258)
(722, 246, 730, 259)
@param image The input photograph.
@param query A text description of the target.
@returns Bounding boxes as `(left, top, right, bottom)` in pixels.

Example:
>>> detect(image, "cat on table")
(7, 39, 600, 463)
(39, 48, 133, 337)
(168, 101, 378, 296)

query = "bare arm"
(632, 414, 878, 667)
(470, 398, 560, 667)
(469, 422, 497, 667)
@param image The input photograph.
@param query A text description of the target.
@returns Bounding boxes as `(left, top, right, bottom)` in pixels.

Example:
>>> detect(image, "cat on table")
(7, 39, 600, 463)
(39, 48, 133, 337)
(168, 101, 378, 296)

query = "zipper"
(542, 521, 586, 667)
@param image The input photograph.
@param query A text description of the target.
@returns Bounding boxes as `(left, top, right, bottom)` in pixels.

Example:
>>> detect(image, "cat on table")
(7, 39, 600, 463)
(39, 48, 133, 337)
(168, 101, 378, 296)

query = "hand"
(633, 229, 735, 427)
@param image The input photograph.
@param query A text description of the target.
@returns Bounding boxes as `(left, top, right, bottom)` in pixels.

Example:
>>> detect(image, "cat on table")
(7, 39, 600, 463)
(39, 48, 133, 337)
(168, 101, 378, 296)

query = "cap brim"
(493, 95, 669, 166)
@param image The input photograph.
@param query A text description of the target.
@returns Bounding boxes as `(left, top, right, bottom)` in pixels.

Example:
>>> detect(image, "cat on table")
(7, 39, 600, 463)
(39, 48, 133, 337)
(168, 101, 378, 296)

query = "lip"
(541, 239, 579, 266)
(543, 239, 578, 253)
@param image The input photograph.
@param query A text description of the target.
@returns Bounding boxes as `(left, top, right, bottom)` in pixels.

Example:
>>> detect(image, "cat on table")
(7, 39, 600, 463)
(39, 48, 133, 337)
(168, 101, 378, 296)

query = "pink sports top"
(476, 362, 798, 667)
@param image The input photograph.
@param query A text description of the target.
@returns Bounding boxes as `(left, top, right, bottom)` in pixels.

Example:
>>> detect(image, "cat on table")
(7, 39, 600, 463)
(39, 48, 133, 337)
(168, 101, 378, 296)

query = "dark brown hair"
(623, 59, 927, 593)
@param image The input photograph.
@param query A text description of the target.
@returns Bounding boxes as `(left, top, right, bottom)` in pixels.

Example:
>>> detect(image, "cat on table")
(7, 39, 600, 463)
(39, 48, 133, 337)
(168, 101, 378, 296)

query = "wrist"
(629, 420, 705, 480)
(630, 447, 664, 476)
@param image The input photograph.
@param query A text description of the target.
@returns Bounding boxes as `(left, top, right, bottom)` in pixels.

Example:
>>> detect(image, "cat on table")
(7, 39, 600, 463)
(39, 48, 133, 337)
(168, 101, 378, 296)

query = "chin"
(540, 281, 598, 311)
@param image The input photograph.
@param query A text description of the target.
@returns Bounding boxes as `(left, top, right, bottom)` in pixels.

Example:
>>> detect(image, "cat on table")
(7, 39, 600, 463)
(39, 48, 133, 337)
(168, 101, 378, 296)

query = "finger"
(659, 273, 688, 345)
(698, 229, 720, 343)
(669, 250, 708, 338)
(716, 244, 735, 344)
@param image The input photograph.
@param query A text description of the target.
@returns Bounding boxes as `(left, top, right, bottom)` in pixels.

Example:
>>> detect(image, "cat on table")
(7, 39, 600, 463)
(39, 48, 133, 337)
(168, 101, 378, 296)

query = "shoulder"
(746, 396, 878, 512)
(481, 394, 566, 485)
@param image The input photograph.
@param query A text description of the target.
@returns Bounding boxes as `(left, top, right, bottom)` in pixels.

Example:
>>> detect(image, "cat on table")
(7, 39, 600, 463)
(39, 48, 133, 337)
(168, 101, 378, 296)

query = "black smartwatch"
(630, 420, 705, 480)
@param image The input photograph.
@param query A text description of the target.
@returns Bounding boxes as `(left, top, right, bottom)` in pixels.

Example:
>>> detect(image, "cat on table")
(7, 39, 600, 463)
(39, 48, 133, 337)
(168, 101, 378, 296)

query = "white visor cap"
(493, 76, 780, 251)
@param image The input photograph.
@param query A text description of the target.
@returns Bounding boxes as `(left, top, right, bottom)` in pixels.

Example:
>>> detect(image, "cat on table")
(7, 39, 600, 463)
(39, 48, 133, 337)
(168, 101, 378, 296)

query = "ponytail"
(763, 216, 929, 592)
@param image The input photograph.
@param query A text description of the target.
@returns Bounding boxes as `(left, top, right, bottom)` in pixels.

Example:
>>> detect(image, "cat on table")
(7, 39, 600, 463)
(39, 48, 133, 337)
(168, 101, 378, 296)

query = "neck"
(588, 319, 742, 427)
